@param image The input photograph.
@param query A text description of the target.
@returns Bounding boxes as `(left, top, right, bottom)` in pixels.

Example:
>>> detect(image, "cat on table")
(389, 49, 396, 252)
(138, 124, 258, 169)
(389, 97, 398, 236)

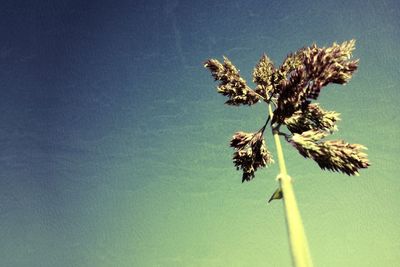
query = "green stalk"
(268, 104, 314, 267)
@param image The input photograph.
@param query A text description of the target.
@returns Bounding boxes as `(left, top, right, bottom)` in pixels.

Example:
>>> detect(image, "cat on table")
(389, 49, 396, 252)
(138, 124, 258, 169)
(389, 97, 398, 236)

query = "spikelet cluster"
(230, 132, 274, 182)
(252, 54, 276, 99)
(290, 130, 370, 175)
(204, 57, 260, 105)
(273, 40, 359, 124)
(284, 103, 341, 134)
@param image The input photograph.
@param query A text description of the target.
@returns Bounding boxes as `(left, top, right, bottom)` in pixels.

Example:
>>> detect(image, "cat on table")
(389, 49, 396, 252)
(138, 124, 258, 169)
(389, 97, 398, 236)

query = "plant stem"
(268, 104, 314, 267)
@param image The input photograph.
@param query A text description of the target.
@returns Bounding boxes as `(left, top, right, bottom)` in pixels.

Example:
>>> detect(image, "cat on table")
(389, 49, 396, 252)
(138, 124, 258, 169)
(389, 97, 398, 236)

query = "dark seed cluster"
(230, 131, 274, 182)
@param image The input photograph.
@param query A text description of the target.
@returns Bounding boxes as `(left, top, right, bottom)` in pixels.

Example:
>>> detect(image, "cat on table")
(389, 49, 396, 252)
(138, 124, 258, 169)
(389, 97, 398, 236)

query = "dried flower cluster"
(284, 103, 340, 134)
(253, 54, 276, 98)
(290, 130, 369, 175)
(204, 40, 369, 181)
(230, 131, 274, 182)
(204, 57, 260, 105)
(273, 40, 359, 124)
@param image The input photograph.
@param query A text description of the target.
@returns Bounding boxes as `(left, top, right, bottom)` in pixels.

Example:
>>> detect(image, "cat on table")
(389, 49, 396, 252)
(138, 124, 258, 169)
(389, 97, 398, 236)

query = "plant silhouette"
(204, 40, 370, 267)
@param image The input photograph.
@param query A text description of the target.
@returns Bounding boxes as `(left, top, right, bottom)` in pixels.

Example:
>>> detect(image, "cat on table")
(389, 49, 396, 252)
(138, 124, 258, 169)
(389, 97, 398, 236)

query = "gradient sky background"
(0, 0, 399, 266)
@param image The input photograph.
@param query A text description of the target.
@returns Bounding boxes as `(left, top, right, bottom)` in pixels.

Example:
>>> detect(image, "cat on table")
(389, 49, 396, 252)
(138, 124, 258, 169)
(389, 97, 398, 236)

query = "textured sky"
(0, 0, 399, 266)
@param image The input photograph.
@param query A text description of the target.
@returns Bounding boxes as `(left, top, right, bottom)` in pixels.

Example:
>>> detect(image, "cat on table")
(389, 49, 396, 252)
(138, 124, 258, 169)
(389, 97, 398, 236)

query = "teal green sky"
(0, 0, 399, 266)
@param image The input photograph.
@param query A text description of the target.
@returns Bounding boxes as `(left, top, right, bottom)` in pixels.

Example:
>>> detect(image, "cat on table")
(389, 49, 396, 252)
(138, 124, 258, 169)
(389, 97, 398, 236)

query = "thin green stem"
(268, 104, 314, 267)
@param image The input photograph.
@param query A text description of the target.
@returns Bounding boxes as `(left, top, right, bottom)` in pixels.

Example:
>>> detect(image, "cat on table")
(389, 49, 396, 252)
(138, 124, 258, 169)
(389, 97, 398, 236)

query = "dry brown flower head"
(204, 39, 369, 181)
